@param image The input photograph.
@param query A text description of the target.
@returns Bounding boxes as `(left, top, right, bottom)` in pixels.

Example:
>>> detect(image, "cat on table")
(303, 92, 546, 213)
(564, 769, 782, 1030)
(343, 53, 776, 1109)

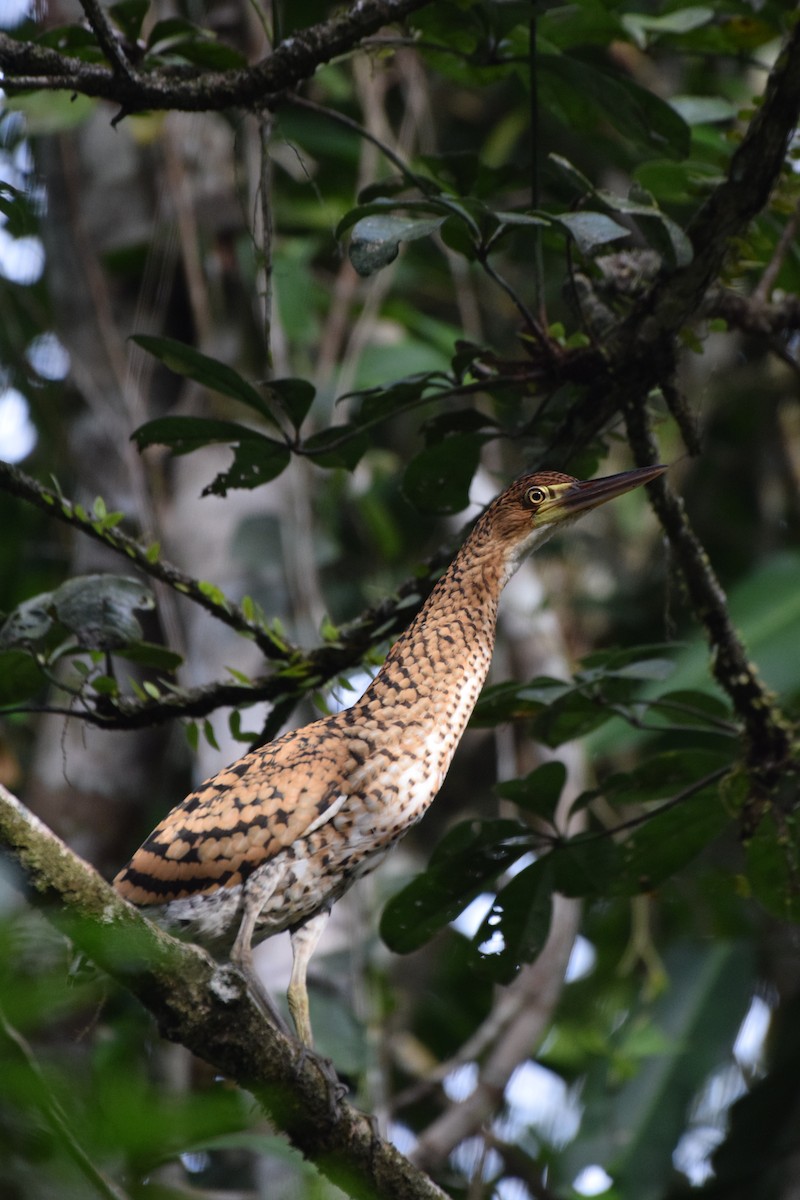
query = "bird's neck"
(359, 524, 514, 721)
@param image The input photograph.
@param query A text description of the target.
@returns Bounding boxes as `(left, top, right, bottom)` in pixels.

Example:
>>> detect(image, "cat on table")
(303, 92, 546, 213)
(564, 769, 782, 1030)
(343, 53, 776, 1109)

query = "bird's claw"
(292, 1042, 348, 1117)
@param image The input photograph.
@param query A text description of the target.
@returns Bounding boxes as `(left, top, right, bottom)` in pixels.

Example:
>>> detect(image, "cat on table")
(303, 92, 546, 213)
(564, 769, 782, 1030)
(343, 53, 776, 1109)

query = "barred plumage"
(114, 465, 666, 1043)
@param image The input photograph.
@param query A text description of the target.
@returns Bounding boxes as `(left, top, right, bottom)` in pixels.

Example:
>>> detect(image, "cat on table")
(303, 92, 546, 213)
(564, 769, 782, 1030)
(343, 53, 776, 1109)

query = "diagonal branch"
(0, 457, 293, 660)
(77, 0, 137, 80)
(0, 781, 448, 1200)
(623, 402, 793, 780)
(0, 458, 447, 733)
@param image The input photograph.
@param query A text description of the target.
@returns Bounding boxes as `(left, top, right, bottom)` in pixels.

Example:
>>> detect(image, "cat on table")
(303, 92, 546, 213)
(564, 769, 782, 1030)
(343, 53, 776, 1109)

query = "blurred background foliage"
(0, 0, 799, 1198)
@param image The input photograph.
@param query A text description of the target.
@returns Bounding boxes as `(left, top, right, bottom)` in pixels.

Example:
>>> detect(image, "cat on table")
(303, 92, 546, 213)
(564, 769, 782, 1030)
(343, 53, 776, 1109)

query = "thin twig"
(285, 94, 433, 194)
(753, 198, 800, 305)
(556, 765, 731, 845)
(258, 113, 276, 369)
(622, 403, 792, 776)
(77, 0, 137, 81)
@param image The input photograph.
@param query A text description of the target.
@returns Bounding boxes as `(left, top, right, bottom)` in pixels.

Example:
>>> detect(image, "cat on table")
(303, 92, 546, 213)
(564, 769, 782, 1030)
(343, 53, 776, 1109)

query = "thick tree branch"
(0, 0, 434, 115)
(0, 782, 448, 1200)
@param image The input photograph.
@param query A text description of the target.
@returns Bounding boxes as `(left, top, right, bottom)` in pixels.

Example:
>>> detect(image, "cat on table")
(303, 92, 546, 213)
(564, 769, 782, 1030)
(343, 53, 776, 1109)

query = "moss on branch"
(0, 783, 448, 1200)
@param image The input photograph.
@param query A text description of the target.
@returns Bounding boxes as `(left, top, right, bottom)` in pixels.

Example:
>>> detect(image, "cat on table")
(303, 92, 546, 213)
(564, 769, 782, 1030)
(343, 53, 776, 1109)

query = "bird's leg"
(230, 892, 291, 1038)
(287, 909, 329, 1046)
(288, 911, 348, 1112)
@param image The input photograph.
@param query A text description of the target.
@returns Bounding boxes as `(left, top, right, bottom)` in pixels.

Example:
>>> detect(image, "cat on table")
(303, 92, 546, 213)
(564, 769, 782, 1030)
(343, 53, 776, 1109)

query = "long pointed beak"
(558, 463, 668, 516)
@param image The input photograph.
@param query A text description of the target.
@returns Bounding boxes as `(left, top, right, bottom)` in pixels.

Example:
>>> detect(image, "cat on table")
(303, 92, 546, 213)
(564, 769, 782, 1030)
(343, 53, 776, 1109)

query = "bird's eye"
(525, 486, 546, 506)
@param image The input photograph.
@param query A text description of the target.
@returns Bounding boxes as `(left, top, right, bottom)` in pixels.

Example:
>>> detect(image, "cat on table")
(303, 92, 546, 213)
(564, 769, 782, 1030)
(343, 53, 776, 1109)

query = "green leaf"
(622, 6, 715, 49)
(568, 942, 753, 1199)
(669, 95, 738, 126)
(335, 198, 448, 240)
(52, 575, 154, 651)
(579, 643, 679, 674)
(647, 688, 733, 729)
(538, 53, 691, 160)
(0, 650, 47, 706)
(403, 432, 487, 514)
(351, 372, 443, 427)
(300, 425, 369, 470)
(540, 0, 625, 50)
(551, 831, 622, 898)
(496, 761, 567, 822)
(547, 153, 594, 193)
(422, 409, 497, 441)
(552, 210, 630, 253)
(163, 38, 246, 69)
(144, 19, 246, 68)
(131, 336, 279, 424)
(348, 214, 446, 277)
(114, 642, 184, 671)
(266, 378, 316, 430)
(589, 187, 693, 267)
(473, 857, 555, 984)
(108, 0, 148, 41)
(380, 818, 532, 953)
(201, 438, 292, 497)
(531, 688, 612, 748)
(203, 719, 220, 751)
(90, 674, 119, 696)
(132, 418, 291, 493)
(618, 783, 729, 892)
(594, 749, 730, 808)
(132, 416, 268, 455)
(471, 676, 570, 726)
(746, 811, 800, 923)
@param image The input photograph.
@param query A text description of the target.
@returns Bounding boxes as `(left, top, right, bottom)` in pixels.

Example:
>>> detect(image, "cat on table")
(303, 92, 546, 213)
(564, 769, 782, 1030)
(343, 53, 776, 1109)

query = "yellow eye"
(526, 486, 546, 506)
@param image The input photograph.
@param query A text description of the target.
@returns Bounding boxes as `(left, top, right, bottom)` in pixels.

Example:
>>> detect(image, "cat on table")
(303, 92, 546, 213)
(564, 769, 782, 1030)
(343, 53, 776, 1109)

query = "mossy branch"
(0, 782, 448, 1200)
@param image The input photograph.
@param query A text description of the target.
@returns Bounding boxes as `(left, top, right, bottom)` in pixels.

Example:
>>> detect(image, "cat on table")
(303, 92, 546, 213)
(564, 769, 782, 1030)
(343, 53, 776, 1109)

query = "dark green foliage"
(2, 0, 800, 1196)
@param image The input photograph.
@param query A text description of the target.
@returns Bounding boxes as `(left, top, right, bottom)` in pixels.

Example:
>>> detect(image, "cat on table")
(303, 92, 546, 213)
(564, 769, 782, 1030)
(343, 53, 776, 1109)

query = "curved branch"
(0, 782, 448, 1200)
(0, 0, 435, 115)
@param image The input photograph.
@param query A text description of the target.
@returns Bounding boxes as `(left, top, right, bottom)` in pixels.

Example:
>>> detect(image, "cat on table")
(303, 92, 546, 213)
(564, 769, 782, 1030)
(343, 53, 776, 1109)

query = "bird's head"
(481, 463, 668, 572)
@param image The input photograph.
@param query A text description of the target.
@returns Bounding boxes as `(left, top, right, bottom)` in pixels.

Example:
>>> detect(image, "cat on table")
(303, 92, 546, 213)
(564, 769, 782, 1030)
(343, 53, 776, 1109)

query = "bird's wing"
(113, 716, 354, 905)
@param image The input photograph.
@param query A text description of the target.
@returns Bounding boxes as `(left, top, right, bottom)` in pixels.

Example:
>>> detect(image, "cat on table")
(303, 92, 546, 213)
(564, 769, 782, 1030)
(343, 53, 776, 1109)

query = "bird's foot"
(292, 1042, 348, 1117)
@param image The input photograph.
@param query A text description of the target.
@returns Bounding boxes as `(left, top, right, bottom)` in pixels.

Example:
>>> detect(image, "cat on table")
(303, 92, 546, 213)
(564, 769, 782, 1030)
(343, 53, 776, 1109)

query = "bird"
(114, 464, 666, 1046)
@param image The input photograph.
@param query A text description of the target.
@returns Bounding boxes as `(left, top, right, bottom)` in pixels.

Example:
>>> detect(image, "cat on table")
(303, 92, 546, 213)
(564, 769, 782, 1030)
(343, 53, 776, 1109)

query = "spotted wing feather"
(113, 716, 353, 905)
